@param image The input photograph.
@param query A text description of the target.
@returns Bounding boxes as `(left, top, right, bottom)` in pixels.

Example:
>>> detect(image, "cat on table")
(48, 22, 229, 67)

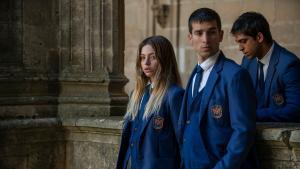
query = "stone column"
(0, 0, 59, 119)
(0, 0, 127, 168)
(58, 0, 127, 117)
(0, 0, 128, 119)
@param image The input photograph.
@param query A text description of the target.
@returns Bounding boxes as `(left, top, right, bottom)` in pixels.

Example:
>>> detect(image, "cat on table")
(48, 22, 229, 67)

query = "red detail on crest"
(273, 93, 284, 105)
(153, 117, 164, 129)
(211, 105, 223, 119)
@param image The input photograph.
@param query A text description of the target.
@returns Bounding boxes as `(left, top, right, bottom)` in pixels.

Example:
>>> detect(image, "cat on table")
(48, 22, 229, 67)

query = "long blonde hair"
(125, 36, 181, 120)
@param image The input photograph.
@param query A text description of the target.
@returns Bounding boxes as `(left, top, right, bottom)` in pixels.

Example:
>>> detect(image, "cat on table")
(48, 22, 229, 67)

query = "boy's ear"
(219, 30, 224, 42)
(187, 33, 192, 44)
(257, 32, 264, 43)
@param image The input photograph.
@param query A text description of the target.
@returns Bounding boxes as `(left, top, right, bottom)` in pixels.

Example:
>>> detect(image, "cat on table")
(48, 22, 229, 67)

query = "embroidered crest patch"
(211, 105, 223, 119)
(153, 116, 164, 130)
(273, 93, 284, 106)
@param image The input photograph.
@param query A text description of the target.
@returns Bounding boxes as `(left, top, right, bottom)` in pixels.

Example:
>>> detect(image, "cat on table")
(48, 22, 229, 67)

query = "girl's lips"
(201, 46, 210, 51)
(143, 68, 152, 72)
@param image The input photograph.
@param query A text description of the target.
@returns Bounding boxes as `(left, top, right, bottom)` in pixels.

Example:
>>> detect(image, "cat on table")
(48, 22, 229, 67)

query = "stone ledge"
(1, 119, 299, 139)
(256, 122, 300, 143)
(0, 118, 300, 169)
(0, 117, 124, 130)
(0, 118, 60, 130)
(61, 116, 124, 130)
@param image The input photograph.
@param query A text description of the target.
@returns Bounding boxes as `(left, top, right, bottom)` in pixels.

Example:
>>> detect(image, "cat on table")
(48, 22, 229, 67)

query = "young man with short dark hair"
(231, 12, 300, 122)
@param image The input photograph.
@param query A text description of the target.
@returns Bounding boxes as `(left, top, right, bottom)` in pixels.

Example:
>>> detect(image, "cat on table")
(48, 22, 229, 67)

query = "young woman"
(116, 35, 184, 169)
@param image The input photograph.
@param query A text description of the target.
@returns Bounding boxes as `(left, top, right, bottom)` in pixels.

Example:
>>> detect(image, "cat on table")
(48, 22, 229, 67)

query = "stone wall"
(0, 117, 122, 169)
(256, 123, 300, 168)
(0, 0, 128, 119)
(124, 0, 300, 94)
(0, 0, 127, 169)
(1, 119, 300, 169)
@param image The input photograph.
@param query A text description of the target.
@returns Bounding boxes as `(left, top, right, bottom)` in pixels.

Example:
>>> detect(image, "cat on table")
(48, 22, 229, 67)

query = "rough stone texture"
(0, 0, 128, 118)
(256, 123, 300, 169)
(0, 117, 123, 169)
(1, 119, 300, 169)
(0, 120, 65, 169)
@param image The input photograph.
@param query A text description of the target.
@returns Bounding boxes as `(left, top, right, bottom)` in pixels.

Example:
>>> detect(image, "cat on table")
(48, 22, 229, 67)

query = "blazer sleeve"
(167, 86, 184, 143)
(257, 60, 300, 122)
(214, 69, 256, 169)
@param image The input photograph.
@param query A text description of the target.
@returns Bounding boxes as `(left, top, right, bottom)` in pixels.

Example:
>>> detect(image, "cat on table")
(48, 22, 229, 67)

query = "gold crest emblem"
(273, 93, 284, 106)
(153, 116, 164, 130)
(211, 105, 223, 119)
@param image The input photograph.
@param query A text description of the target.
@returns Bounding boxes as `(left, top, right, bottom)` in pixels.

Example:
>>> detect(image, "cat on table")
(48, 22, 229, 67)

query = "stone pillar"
(58, 0, 127, 117)
(0, 0, 59, 119)
(0, 0, 127, 169)
(0, 0, 128, 119)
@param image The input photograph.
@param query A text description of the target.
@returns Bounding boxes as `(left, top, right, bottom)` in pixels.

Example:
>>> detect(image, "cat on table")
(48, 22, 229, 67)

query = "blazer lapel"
(138, 113, 154, 140)
(178, 65, 197, 140)
(198, 53, 223, 123)
(140, 112, 154, 132)
(264, 42, 280, 105)
(186, 65, 198, 114)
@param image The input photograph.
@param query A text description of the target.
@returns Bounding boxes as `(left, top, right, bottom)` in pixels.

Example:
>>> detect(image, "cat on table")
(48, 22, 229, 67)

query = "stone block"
(275, 0, 300, 21)
(272, 23, 300, 49)
(215, 0, 242, 25)
(179, 1, 215, 28)
(241, 0, 276, 23)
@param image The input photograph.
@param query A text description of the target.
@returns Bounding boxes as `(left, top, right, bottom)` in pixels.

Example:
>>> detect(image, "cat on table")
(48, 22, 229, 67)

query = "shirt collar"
(146, 82, 154, 92)
(258, 42, 274, 65)
(198, 50, 220, 71)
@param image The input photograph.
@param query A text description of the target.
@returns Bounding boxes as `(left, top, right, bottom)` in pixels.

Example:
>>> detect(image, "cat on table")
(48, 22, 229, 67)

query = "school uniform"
(241, 42, 300, 122)
(116, 84, 184, 169)
(179, 51, 257, 169)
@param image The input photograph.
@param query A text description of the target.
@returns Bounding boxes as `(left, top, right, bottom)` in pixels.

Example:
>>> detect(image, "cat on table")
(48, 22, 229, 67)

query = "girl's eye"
(150, 55, 156, 60)
(140, 55, 145, 60)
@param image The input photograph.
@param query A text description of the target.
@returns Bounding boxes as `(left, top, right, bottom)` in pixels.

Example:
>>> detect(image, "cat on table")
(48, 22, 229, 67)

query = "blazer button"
(131, 143, 134, 147)
(134, 127, 137, 131)
(186, 120, 190, 124)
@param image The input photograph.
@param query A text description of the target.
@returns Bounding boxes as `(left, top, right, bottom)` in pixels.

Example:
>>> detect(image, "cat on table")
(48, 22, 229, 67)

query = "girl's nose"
(144, 57, 151, 65)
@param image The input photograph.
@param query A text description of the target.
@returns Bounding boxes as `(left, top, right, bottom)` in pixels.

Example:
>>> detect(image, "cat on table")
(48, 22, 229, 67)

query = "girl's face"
(140, 44, 159, 83)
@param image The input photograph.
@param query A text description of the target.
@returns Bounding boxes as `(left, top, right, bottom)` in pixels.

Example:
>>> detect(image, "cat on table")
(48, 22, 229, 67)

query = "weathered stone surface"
(0, 117, 123, 169)
(1, 119, 300, 169)
(0, 0, 128, 119)
(256, 123, 300, 169)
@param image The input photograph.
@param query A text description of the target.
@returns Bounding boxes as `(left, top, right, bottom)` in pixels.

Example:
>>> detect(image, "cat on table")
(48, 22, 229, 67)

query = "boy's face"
(233, 33, 261, 60)
(188, 21, 223, 60)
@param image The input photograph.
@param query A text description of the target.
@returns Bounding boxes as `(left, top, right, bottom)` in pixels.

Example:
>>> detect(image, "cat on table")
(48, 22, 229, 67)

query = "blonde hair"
(125, 36, 181, 120)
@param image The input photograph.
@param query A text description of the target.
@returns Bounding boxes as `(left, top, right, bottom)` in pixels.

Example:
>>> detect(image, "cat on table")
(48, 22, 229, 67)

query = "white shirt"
(192, 51, 220, 97)
(258, 43, 274, 81)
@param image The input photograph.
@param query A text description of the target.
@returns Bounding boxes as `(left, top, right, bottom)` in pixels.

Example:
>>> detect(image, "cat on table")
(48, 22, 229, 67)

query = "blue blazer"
(179, 53, 257, 169)
(241, 42, 300, 122)
(116, 84, 184, 169)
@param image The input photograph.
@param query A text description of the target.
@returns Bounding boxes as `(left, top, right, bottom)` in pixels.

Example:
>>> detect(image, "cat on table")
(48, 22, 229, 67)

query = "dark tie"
(257, 61, 265, 108)
(258, 61, 264, 91)
(193, 65, 203, 98)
